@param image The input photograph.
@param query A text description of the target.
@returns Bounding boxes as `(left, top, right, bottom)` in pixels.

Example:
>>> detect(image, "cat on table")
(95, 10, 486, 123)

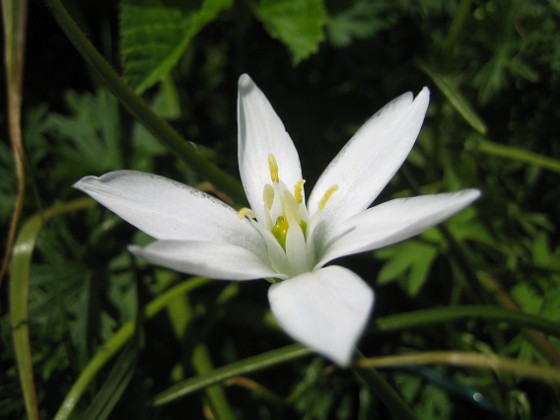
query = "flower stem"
(353, 351, 417, 420)
(54, 276, 211, 420)
(372, 305, 560, 338)
(44, 0, 246, 203)
(471, 137, 560, 173)
(442, 0, 474, 56)
(153, 344, 311, 406)
(0, 0, 27, 288)
(356, 351, 560, 383)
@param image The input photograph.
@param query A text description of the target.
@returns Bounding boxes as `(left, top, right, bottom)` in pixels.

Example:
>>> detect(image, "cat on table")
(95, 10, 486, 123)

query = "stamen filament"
(263, 184, 274, 209)
(238, 207, 257, 220)
(294, 179, 305, 203)
(268, 154, 279, 183)
(319, 185, 339, 210)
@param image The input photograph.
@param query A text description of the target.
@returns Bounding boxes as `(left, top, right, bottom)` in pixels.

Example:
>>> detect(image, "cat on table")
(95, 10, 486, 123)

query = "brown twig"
(0, 0, 28, 287)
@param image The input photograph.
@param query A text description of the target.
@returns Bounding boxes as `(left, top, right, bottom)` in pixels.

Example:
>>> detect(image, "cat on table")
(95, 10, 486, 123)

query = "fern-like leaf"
(121, 0, 233, 94)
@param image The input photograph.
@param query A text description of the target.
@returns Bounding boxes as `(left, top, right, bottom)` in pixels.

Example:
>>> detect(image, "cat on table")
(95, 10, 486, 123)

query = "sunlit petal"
(317, 189, 481, 267)
(74, 170, 266, 259)
(238, 74, 302, 220)
(130, 240, 284, 281)
(268, 266, 374, 366)
(308, 88, 430, 224)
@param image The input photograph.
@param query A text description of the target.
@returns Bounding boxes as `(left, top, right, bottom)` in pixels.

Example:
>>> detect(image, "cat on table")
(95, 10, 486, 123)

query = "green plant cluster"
(2, 0, 560, 418)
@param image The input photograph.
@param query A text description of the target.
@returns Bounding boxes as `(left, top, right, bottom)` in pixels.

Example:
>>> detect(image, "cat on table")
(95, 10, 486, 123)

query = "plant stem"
(356, 351, 560, 383)
(44, 0, 246, 203)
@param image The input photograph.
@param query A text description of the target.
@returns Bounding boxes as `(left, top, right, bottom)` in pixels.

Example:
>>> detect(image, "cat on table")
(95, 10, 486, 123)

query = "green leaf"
(10, 199, 93, 420)
(54, 276, 211, 420)
(417, 61, 487, 135)
(352, 360, 417, 420)
(121, 0, 234, 94)
(470, 136, 560, 174)
(376, 240, 438, 296)
(327, 0, 393, 48)
(250, 0, 327, 64)
(47, 89, 123, 179)
(153, 344, 311, 406)
(46, 0, 246, 203)
(82, 338, 140, 420)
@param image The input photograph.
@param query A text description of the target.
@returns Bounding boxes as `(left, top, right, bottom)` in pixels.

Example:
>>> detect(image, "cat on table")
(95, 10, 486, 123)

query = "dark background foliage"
(2, 0, 560, 418)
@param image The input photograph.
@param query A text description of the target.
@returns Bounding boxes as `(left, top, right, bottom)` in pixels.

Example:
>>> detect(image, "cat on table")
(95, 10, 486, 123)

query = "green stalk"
(474, 138, 560, 173)
(10, 198, 94, 420)
(353, 352, 417, 420)
(417, 61, 487, 135)
(54, 276, 211, 420)
(372, 305, 560, 338)
(0, 0, 27, 285)
(356, 351, 560, 384)
(153, 344, 311, 406)
(442, 0, 473, 55)
(44, 0, 246, 203)
(182, 296, 235, 419)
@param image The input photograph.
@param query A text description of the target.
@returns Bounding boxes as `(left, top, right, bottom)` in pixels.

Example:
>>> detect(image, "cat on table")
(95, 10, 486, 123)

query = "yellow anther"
(268, 154, 279, 183)
(294, 179, 306, 204)
(263, 184, 274, 209)
(238, 207, 257, 220)
(319, 185, 339, 210)
(272, 216, 289, 249)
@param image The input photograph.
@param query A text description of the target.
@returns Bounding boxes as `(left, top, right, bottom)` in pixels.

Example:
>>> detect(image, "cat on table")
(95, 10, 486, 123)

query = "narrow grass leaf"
(9, 198, 93, 420)
(418, 62, 487, 135)
(153, 344, 311, 406)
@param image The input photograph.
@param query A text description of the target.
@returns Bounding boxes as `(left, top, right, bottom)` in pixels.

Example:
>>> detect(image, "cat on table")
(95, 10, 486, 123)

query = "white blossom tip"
(414, 86, 430, 109)
(238, 74, 254, 91)
(73, 174, 101, 191)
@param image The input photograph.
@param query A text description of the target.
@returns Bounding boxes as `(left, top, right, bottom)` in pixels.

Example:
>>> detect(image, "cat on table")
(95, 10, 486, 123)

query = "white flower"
(75, 75, 480, 366)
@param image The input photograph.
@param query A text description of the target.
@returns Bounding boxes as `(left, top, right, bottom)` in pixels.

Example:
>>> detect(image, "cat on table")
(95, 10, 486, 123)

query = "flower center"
(263, 154, 310, 249)
(239, 154, 337, 275)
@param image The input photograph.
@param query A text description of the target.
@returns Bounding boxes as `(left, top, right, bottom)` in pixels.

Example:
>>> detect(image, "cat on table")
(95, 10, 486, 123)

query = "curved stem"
(152, 344, 311, 406)
(353, 351, 418, 420)
(0, 0, 27, 287)
(10, 198, 94, 420)
(356, 351, 560, 383)
(442, 0, 473, 56)
(44, 0, 246, 203)
(473, 137, 560, 173)
(372, 305, 560, 338)
(54, 276, 211, 420)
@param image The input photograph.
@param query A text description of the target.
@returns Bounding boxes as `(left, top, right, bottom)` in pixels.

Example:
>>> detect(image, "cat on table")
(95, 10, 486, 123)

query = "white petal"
(308, 88, 430, 224)
(317, 189, 481, 267)
(285, 222, 313, 276)
(130, 240, 284, 281)
(250, 221, 290, 275)
(237, 74, 302, 220)
(268, 266, 374, 366)
(74, 170, 266, 259)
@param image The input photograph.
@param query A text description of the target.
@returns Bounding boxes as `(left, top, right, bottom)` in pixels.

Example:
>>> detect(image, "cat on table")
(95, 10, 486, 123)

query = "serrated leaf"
(376, 241, 438, 296)
(327, 0, 393, 48)
(47, 89, 123, 179)
(377, 247, 412, 285)
(121, 0, 233, 94)
(250, 0, 327, 64)
(408, 245, 438, 296)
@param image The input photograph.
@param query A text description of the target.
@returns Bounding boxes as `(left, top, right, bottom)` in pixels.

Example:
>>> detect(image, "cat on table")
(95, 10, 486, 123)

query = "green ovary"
(272, 216, 289, 249)
(271, 216, 308, 251)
